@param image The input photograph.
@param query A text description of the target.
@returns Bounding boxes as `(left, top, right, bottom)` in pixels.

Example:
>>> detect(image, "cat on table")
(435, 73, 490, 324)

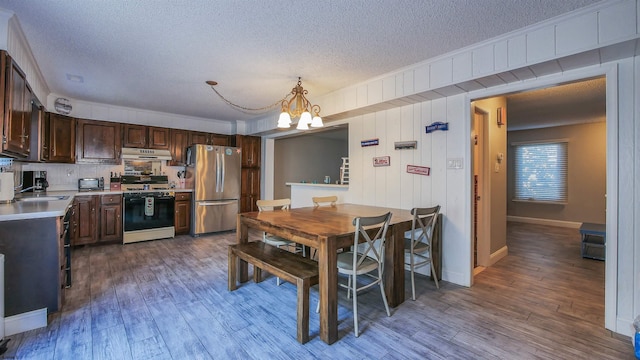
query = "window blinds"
(513, 141, 568, 202)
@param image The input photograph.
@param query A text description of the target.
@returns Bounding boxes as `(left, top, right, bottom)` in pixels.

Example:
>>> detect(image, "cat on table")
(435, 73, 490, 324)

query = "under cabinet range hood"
(121, 147, 172, 160)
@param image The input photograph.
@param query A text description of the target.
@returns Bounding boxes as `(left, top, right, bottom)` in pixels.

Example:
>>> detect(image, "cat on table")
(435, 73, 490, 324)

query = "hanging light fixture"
(207, 77, 323, 130)
(277, 77, 323, 130)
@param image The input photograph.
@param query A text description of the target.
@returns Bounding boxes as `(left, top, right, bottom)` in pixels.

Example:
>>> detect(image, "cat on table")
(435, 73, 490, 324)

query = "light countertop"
(0, 189, 193, 222)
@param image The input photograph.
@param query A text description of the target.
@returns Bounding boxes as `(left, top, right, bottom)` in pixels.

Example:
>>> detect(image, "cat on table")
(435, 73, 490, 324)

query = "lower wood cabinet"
(174, 192, 191, 235)
(72, 194, 122, 246)
(99, 194, 122, 242)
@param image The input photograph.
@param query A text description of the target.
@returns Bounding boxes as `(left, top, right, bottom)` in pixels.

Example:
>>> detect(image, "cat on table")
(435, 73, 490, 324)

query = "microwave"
(78, 178, 104, 191)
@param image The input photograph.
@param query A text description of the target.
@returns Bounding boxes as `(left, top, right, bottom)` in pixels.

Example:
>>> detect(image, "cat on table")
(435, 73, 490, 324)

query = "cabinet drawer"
(101, 194, 122, 205)
(175, 192, 191, 201)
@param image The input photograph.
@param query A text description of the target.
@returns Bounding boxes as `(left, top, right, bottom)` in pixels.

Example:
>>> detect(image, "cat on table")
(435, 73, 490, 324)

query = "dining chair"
(337, 212, 393, 337)
(256, 198, 303, 285)
(312, 195, 338, 207)
(404, 205, 441, 300)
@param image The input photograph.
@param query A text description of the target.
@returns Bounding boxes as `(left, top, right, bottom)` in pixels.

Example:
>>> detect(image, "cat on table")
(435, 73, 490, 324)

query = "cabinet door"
(100, 195, 122, 242)
(209, 133, 230, 146)
(40, 111, 50, 161)
(238, 135, 261, 167)
(189, 131, 209, 145)
(169, 129, 189, 166)
(174, 192, 191, 234)
(48, 113, 75, 163)
(76, 119, 122, 164)
(148, 127, 170, 150)
(73, 196, 98, 246)
(2, 55, 30, 156)
(122, 124, 147, 148)
(240, 168, 260, 212)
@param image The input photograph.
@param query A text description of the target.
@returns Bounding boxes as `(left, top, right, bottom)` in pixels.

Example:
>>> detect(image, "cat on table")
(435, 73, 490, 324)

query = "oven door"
(123, 194, 175, 243)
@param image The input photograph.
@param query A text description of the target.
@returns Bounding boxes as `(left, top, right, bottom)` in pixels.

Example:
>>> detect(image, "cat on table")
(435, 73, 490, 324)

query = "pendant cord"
(209, 85, 287, 115)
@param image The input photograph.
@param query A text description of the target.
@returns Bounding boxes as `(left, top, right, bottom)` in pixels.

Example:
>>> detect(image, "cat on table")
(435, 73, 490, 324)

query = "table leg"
(318, 235, 338, 344)
(385, 223, 407, 307)
(237, 215, 250, 283)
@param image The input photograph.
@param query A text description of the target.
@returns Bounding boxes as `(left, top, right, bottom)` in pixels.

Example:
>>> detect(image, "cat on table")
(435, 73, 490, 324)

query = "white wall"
(261, 0, 640, 337)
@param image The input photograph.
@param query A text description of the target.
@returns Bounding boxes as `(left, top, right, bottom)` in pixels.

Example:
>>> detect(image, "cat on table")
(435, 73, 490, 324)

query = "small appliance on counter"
(78, 177, 104, 192)
(0, 172, 15, 203)
(22, 170, 48, 192)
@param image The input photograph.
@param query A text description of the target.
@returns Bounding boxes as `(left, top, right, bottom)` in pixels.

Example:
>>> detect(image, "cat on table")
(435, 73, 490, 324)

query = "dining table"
(235, 203, 441, 345)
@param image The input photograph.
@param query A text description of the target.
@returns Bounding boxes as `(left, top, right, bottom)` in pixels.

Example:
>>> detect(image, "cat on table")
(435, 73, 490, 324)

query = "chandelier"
(276, 77, 323, 130)
(207, 77, 323, 130)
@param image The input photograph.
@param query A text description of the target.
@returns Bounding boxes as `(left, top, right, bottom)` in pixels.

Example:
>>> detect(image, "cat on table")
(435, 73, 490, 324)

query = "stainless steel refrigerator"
(185, 144, 241, 235)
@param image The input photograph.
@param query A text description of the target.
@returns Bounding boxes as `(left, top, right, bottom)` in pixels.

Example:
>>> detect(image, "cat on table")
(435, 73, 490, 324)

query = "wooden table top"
(239, 203, 414, 239)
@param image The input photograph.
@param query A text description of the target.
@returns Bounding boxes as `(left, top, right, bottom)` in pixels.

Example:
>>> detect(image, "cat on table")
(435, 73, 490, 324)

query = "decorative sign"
(407, 165, 430, 176)
(394, 141, 417, 150)
(426, 122, 449, 133)
(373, 156, 390, 167)
(361, 138, 379, 147)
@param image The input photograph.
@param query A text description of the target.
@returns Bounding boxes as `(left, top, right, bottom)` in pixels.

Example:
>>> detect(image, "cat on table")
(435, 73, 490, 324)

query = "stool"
(579, 222, 605, 261)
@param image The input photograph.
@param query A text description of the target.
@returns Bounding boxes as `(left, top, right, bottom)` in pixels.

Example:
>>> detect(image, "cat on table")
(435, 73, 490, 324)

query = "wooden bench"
(228, 241, 319, 344)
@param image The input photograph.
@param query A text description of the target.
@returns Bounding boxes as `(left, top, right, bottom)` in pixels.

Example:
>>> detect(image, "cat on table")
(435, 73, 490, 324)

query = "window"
(513, 141, 567, 203)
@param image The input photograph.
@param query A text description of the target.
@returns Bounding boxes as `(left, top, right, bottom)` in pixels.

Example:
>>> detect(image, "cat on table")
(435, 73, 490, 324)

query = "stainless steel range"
(121, 175, 175, 244)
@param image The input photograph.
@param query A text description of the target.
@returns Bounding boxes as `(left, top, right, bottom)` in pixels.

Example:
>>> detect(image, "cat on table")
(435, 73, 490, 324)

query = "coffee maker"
(22, 170, 49, 192)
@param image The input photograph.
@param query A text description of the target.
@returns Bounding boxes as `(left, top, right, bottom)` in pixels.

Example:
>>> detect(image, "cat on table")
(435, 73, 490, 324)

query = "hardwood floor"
(2, 223, 634, 359)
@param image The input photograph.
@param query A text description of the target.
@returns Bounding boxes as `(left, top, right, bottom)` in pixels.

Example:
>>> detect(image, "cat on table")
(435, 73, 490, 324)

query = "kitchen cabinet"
(148, 126, 171, 149)
(1, 50, 33, 158)
(0, 216, 65, 316)
(76, 118, 122, 164)
(174, 192, 191, 235)
(100, 194, 122, 242)
(73, 194, 123, 245)
(39, 109, 50, 161)
(236, 135, 261, 212)
(240, 168, 260, 212)
(237, 135, 261, 168)
(47, 113, 75, 163)
(72, 195, 98, 246)
(169, 128, 189, 166)
(189, 131, 209, 145)
(122, 124, 170, 150)
(210, 133, 230, 146)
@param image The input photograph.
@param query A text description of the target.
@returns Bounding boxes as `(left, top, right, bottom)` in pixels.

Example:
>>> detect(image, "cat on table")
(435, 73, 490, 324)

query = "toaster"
(78, 177, 104, 191)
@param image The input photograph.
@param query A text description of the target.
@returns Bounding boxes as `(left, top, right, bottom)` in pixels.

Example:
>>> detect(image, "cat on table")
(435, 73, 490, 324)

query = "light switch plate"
(447, 158, 463, 169)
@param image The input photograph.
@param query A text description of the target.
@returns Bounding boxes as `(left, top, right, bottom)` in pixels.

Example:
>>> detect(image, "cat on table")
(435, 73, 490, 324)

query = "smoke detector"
(54, 98, 72, 115)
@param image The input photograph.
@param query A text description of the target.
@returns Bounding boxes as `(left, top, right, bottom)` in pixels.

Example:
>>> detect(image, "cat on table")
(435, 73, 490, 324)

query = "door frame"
(471, 106, 491, 271)
(466, 64, 618, 331)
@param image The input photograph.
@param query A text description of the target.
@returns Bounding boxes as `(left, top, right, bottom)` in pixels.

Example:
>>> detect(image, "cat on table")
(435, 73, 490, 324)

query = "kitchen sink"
(16, 195, 70, 202)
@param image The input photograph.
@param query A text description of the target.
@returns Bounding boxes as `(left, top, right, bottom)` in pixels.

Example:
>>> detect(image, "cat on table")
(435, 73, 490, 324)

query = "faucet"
(18, 185, 37, 193)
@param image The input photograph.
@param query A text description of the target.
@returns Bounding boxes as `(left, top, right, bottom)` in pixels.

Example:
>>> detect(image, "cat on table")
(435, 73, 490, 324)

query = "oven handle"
(196, 200, 237, 206)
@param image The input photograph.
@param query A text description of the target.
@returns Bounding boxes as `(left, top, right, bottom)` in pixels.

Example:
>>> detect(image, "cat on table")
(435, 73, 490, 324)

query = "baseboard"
(4, 308, 47, 336)
(507, 216, 582, 229)
(489, 245, 508, 266)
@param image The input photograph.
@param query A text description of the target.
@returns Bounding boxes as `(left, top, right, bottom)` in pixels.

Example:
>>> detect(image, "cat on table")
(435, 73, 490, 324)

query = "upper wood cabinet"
(1, 51, 33, 158)
(47, 113, 75, 163)
(189, 131, 209, 145)
(76, 119, 121, 164)
(148, 127, 170, 149)
(210, 133, 230, 146)
(237, 135, 261, 168)
(122, 124, 170, 150)
(169, 129, 189, 166)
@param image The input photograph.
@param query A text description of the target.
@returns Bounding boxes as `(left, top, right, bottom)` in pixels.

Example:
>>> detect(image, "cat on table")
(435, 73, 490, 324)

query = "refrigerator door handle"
(215, 152, 221, 192)
(196, 200, 237, 206)
(220, 152, 225, 193)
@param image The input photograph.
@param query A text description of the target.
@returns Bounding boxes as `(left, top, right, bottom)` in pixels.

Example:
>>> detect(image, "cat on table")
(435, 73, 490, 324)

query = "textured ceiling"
(0, 0, 603, 124)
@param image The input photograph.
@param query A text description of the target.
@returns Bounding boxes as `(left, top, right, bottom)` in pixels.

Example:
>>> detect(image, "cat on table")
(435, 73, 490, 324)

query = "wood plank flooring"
(1, 222, 634, 359)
